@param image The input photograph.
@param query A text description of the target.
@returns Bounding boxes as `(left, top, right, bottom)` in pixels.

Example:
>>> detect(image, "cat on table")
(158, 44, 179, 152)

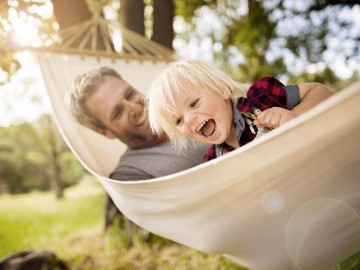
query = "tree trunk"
(51, 147, 63, 199)
(46, 117, 64, 199)
(152, 0, 174, 49)
(119, 0, 145, 35)
(51, 0, 108, 50)
(51, 0, 92, 30)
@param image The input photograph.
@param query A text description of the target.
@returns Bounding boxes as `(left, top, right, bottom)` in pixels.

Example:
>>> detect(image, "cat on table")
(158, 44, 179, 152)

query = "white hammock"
(37, 52, 360, 270)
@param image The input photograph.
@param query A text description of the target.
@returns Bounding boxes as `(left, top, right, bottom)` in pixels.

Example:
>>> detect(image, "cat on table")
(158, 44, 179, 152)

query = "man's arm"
(110, 157, 155, 181)
(110, 171, 153, 181)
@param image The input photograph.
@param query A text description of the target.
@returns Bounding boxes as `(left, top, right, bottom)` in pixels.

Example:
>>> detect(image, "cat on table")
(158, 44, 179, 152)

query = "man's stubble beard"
(112, 128, 161, 149)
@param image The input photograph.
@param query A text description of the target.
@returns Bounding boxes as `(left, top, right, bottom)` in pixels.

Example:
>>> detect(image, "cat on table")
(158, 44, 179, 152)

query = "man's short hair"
(66, 66, 123, 130)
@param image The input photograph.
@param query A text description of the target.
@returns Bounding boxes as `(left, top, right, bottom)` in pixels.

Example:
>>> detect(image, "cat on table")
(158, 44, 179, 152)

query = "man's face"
(85, 75, 163, 149)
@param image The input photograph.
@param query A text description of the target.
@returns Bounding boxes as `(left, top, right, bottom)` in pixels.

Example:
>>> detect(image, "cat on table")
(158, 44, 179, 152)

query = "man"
(66, 66, 208, 243)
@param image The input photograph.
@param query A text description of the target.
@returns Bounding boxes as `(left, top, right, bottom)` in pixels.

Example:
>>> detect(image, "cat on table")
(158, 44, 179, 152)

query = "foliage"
(174, 0, 217, 21)
(174, 0, 360, 83)
(0, 114, 87, 194)
(0, 0, 58, 84)
(1, 0, 359, 85)
(0, 183, 247, 270)
(226, 0, 282, 80)
(288, 68, 360, 92)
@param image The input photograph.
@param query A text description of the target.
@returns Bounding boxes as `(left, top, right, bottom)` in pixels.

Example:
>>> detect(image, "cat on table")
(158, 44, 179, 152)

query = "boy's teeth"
(197, 120, 208, 132)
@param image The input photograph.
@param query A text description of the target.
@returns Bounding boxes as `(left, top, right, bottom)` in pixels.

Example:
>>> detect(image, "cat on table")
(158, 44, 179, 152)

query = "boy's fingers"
(270, 114, 281, 127)
(254, 111, 267, 125)
(254, 117, 270, 127)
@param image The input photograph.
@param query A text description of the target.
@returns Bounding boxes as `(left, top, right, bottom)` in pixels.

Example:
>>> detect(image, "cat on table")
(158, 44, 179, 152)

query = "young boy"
(147, 59, 333, 161)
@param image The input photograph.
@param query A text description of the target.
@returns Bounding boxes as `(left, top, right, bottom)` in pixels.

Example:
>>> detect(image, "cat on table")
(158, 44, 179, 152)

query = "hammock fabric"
(37, 52, 360, 270)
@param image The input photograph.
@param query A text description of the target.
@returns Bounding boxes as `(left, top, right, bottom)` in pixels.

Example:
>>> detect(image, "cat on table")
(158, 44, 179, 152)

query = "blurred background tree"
(0, 114, 86, 198)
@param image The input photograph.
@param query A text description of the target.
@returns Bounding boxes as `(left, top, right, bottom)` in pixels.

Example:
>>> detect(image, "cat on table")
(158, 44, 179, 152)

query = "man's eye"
(126, 90, 135, 100)
(113, 108, 122, 119)
(190, 98, 199, 108)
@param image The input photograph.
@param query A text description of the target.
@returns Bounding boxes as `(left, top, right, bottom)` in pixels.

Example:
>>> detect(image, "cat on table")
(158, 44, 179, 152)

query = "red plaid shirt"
(204, 76, 300, 162)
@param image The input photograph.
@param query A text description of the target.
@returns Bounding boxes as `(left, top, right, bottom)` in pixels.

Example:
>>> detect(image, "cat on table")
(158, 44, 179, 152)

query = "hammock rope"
(54, 5, 175, 62)
(13, 1, 175, 63)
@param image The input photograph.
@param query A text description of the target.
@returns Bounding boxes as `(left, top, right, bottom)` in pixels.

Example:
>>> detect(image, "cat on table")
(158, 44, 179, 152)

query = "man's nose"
(125, 100, 142, 119)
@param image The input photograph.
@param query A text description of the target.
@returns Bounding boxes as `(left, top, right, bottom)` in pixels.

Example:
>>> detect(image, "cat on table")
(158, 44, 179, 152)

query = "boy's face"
(173, 87, 235, 146)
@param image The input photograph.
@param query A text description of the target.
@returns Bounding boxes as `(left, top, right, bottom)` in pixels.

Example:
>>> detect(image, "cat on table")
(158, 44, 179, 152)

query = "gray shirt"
(110, 141, 208, 181)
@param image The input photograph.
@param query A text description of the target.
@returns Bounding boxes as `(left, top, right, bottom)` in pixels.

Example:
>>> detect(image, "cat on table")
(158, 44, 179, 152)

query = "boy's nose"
(184, 111, 197, 126)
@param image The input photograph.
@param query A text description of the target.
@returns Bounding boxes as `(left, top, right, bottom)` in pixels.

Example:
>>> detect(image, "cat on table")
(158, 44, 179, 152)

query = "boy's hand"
(253, 107, 296, 129)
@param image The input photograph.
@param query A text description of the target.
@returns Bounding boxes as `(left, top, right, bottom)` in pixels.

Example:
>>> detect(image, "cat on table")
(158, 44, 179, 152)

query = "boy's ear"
(93, 127, 116, 139)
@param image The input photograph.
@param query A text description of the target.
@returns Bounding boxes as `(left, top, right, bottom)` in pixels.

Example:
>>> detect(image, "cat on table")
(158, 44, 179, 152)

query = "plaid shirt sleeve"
(242, 75, 288, 111)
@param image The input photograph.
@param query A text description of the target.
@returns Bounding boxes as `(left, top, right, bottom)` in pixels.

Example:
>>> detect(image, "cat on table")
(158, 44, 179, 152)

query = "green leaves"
(174, 0, 359, 84)
(174, 0, 217, 21)
(0, 0, 58, 83)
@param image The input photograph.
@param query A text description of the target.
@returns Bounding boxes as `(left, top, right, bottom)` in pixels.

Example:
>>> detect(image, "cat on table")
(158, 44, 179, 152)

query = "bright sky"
(0, 0, 53, 127)
(0, 52, 51, 127)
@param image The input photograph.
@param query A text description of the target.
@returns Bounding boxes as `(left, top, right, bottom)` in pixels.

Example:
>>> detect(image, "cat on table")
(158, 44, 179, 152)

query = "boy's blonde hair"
(147, 59, 248, 151)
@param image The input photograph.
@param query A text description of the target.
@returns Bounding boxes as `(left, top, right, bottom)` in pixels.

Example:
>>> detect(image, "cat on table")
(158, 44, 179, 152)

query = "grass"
(0, 179, 104, 257)
(2, 179, 357, 270)
(0, 178, 245, 270)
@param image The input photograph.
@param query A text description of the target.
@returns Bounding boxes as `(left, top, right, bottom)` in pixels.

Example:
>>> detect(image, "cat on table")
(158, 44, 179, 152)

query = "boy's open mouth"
(197, 119, 216, 137)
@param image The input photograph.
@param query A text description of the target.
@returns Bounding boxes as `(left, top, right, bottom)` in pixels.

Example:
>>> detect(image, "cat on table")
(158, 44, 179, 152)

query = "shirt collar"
(215, 101, 246, 157)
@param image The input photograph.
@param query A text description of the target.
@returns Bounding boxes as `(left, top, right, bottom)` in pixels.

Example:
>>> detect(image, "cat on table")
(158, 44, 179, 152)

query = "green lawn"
(1, 178, 359, 269)
(0, 179, 245, 270)
(0, 179, 104, 257)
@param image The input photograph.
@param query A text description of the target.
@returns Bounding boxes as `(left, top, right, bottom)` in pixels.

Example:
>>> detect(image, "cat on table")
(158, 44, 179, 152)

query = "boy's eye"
(176, 117, 183, 126)
(190, 98, 199, 108)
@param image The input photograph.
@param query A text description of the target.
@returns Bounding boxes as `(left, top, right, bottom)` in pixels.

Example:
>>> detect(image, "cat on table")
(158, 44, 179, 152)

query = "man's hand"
(253, 107, 296, 129)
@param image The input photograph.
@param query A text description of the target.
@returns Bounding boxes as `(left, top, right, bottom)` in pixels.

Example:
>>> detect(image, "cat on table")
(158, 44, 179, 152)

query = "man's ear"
(93, 127, 117, 139)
